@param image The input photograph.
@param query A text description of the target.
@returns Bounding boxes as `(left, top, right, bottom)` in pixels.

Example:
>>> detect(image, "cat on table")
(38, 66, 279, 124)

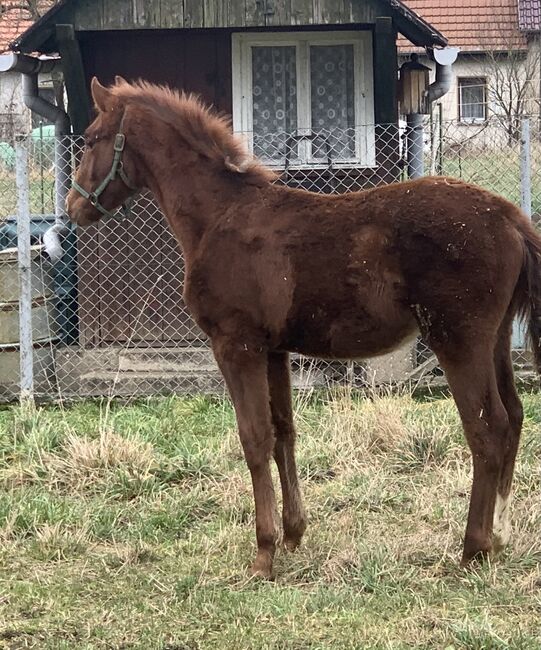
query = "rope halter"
(71, 118, 138, 219)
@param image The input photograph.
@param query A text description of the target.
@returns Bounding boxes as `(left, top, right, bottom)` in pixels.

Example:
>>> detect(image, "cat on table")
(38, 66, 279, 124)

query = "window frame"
(457, 77, 487, 124)
(232, 30, 375, 169)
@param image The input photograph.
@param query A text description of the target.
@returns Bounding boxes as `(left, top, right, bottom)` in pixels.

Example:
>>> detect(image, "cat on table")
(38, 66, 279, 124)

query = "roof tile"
(518, 0, 540, 31)
(399, 0, 528, 51)
(0, 0, 54, 52)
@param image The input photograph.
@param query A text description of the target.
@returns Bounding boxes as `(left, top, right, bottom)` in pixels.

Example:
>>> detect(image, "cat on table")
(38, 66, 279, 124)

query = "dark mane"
(111, 79, 276, 184)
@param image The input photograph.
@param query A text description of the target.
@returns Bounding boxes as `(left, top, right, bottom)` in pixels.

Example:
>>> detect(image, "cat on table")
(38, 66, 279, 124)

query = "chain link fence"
(1, 115, 540, 401)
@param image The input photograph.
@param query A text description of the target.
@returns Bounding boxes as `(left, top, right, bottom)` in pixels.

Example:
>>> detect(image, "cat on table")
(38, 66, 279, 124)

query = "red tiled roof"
(399, 0, 528, 52)
(518, 0, 540, 31)
(0, 0, 53, 52)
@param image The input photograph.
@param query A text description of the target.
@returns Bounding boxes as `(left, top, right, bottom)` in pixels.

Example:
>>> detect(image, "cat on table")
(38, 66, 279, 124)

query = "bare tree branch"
(471, 20, 540, 142)
(0, 0, 57, 21)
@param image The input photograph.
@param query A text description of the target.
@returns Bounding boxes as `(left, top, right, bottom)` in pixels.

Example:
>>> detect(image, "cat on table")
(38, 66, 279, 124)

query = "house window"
(232, 31, 375, 168)
(458, 78, 487, 123)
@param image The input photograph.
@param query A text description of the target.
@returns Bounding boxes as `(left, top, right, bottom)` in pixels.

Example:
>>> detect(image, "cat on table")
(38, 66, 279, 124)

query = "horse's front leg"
(212, 337, 279, 578)
(268, 351, 307, 550)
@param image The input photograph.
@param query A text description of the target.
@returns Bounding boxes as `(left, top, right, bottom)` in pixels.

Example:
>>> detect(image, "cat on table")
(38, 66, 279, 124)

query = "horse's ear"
(91, 77, 113, 112)
(115, 75, 128, 86)
(225, 155, 251, 174)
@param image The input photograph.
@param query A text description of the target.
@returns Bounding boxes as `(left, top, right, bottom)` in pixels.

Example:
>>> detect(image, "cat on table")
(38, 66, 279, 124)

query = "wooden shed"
(13, 0, 447, 355)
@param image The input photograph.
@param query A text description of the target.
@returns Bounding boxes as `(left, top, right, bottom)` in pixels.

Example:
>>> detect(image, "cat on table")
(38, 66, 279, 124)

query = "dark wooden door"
(77, 195, 202, 347)
(76, 29, 232, 346)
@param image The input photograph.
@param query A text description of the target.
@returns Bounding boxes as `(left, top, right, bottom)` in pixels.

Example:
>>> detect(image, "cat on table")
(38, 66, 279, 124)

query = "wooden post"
(372, 17, 401, 184)
(373, 17, 398, 125)
(56, 24, 92, 134)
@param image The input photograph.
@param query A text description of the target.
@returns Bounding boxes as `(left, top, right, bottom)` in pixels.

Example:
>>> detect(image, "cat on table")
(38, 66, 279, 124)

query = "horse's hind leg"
(212, 337, 279, 578)
(436, 342, 511, 564)
(492, 317, 524, 553)
(268, 352, 307, 550)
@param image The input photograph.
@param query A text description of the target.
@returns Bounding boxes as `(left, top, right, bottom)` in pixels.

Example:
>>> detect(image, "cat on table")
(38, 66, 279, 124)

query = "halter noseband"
(72, 118, 138, 219)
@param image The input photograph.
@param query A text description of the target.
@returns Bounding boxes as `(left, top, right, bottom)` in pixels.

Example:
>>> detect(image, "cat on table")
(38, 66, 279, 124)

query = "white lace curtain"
(251, 43, 357, 163)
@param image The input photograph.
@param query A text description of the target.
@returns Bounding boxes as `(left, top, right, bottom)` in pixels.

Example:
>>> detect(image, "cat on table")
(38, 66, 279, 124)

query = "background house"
(400, 0, 539, 126)
(0, 1, 36, 138)
(12, 0, 447, 139)
(0, 0, 58, 140)
(519, 0, 540, 120)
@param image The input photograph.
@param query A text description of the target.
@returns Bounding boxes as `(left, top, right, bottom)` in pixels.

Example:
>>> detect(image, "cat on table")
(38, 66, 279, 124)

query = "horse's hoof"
(282, 519, 307, 552)
(249, 564, 274, 580)
(491, 529, 511, 556)
(249, 552, 274, 580)
(460, 547, 491, 568)
(283, 537, 301, 552)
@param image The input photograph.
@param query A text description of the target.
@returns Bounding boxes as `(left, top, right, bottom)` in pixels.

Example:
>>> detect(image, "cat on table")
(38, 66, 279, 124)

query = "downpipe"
(406, 112, 424, 179)
(23, 73, 72, 262)
(406, 47, 458, 179)
(0, 53, 72, 262)
(427, 60, 453, 104)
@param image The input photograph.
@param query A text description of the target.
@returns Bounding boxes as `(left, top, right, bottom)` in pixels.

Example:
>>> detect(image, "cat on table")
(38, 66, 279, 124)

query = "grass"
(439, 147, 541, 219)
(0, 171, 55, 221)
(0, 389, 540, 649)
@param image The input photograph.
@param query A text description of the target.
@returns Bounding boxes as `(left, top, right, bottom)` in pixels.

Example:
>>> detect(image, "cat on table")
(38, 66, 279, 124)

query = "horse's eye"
(84, 135, 99, 149)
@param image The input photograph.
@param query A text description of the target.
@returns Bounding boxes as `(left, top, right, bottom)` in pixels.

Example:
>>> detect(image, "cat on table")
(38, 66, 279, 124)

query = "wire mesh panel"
(0, 116, 539, 402)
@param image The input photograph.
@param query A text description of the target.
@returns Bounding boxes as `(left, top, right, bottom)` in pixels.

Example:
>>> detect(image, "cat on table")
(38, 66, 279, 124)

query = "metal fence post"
(406, 113, 425, 179)
(15, 136, 34, 404)
(520, 117, 532, 219)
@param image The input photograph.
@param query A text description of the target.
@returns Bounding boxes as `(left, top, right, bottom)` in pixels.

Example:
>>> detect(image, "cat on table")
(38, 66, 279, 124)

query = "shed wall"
(79, 30, 233, 112)
(70, 0, 379, 30)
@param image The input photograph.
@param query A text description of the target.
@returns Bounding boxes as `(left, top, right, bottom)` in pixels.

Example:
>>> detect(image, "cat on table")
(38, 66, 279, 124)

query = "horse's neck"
(136, 136, 239, 262)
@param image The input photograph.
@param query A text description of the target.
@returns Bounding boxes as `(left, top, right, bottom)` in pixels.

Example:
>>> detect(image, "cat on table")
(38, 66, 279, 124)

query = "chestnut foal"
(67, 78, 541, 578)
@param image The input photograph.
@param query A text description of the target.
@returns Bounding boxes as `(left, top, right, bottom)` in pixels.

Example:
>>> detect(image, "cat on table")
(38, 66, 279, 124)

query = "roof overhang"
(10, 0, 447, 54)
(379, 0, 447, 47)
(10, 0, 70, 53)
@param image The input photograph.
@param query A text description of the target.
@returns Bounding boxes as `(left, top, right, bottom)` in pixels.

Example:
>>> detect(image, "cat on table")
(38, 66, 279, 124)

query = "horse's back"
(188, 177, 525, 357)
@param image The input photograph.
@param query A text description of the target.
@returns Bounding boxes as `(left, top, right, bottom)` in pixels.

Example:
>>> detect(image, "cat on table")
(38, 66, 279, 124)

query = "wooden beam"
(373, 16, 397, 125)
(373, 17, 400, 184)
(264, 0, 291, 26)
(245, 0, 266, 26)
(160, 0, 184, 28)
(184, 0, 204, 27)
(56, 24, 92, 134)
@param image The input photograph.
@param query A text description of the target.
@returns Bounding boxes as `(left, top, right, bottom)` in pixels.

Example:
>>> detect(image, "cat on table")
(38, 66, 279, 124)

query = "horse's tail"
(516, 219, 541, 374)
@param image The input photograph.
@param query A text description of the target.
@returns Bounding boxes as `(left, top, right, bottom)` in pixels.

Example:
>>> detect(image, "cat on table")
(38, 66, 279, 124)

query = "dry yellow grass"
(44, 430, 156, 490)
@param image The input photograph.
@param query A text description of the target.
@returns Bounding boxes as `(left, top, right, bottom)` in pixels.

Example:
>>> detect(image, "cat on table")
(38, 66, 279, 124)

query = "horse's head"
(66, 77, 140, 227)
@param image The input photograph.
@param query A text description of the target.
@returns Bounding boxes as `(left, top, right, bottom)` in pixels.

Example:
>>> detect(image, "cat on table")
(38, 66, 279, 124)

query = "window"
(232, 31, 375, 168)
(458, 77, 487, 123)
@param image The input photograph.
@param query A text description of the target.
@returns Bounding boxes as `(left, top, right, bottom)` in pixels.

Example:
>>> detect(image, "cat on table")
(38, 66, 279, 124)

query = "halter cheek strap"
(72, 118, 138, 219)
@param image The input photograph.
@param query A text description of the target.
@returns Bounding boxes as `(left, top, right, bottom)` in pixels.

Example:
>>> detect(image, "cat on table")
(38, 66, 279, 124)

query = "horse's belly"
(280, 308, 419, 360)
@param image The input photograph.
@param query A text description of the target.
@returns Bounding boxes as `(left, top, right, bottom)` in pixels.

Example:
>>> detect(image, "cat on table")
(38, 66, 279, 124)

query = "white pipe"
(0, 52, 57, 75)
